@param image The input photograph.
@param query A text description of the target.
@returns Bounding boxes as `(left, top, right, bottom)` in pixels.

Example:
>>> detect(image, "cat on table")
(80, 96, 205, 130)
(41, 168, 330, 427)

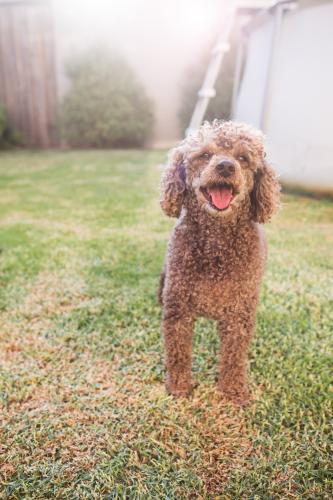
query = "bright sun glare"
(57, 0, 222, 41)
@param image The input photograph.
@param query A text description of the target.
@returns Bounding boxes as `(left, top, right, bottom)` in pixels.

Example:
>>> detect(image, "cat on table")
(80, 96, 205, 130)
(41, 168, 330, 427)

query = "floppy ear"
(160, 148, 186, 218)
(251, 162, 280, 223)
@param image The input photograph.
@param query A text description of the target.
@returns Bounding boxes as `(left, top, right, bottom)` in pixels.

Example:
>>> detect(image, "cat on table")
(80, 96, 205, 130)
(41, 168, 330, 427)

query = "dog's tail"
(158, 271, 165, 305)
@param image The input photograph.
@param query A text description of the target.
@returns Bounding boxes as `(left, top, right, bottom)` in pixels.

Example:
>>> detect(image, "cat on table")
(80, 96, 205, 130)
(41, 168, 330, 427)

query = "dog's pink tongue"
(209, 187, 233, 210)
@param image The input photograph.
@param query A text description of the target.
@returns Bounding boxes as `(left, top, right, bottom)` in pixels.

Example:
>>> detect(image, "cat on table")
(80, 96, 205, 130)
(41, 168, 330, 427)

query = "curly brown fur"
(159, 120, 280, 405)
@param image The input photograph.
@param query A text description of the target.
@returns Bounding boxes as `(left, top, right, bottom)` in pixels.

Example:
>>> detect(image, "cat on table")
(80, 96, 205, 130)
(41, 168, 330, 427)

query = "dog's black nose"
(216, 160, 235, 177)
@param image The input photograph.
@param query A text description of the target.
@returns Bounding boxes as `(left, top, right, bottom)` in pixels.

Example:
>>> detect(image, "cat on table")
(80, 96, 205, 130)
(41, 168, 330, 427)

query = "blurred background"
(0, 0, 333, 192)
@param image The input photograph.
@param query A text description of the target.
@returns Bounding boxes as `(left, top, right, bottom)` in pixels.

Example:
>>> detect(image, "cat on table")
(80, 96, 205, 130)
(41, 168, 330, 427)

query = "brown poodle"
(159, 120, 280, 405)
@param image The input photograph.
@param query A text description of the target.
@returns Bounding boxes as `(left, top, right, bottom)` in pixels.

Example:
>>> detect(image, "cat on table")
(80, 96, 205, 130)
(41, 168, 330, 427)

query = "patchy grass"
(0, 150, 332, 498)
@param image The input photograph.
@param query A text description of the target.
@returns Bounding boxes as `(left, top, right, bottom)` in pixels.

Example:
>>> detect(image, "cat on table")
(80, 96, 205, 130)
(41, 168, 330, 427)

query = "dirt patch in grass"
(0, 278, 112, 493)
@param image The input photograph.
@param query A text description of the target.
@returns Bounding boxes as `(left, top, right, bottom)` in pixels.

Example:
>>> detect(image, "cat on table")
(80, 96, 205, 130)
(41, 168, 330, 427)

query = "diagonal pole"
(186, 2, 236, 136)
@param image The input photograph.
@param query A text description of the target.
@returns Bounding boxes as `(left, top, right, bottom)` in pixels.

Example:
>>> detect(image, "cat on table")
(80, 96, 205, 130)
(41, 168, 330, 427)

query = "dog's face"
(160, 121, 280, 224)
(187, 136, 258, 220)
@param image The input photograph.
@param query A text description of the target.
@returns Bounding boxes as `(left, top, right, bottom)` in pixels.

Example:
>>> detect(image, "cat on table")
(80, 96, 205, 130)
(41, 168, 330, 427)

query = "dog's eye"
(237, 155, 249, 164)
(200, 152, 212, 162)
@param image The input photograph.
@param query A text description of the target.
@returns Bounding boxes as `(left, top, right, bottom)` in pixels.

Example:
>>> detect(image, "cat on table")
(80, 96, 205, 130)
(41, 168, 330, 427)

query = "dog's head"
(160, 121, 280, 223)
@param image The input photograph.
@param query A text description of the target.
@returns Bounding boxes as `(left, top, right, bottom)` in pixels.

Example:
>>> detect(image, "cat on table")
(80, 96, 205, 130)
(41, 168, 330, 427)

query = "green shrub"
(59, 48, 154, 148)
(178, 34, 237, 134)
(0, 104, 23, 149)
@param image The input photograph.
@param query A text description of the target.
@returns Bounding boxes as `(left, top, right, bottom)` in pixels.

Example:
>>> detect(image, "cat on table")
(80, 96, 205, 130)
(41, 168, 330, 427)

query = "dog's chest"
(192, 230, 256, 278)
(190, 263, 256, 319)
(187, 232, 265, 319)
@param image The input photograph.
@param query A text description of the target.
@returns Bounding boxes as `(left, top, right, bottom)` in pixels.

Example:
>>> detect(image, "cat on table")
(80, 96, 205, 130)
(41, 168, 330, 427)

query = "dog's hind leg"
(158, 271, 165, 305)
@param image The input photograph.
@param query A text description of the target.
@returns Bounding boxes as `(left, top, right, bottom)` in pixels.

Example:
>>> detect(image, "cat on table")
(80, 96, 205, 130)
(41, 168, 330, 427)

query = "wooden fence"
(0, 0, 58, 147)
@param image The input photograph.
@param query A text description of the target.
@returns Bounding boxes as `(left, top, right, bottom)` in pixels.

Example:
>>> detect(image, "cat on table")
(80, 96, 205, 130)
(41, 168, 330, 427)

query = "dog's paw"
(166, 382, 194, 398)
(168, 389, 191, 398)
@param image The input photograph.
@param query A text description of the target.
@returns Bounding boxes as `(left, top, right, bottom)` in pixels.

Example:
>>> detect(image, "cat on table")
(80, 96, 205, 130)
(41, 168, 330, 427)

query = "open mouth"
(200, 183, 235, 211)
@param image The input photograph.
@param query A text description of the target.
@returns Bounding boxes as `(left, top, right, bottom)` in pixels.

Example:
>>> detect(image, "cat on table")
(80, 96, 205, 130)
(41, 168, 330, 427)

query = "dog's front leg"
(163, 307, 194, 397)
(217, 309, 256, 406)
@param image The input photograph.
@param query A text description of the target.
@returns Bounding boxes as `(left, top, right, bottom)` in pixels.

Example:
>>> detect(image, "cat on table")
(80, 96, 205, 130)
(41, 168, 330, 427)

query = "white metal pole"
(186, 2, 236, 136)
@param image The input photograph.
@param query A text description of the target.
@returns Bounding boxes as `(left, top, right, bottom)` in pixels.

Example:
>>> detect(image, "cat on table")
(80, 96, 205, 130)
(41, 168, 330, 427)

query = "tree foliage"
(59, 48, 154, 148)
(0, 104, 23, 149)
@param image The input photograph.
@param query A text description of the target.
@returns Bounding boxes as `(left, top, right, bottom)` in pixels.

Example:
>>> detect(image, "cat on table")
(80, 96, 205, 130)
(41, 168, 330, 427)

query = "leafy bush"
(178, 34, 237, 134)
(0, 105, 23, 149)
(59, 48, 154, 148)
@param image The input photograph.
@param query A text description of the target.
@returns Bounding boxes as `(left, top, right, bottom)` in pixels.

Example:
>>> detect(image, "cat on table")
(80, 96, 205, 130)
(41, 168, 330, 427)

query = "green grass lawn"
(0, 150, 332, 498)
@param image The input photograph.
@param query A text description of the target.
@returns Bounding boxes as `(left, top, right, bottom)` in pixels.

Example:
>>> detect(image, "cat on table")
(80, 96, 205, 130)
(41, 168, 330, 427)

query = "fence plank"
(0, 1, 58, 147)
